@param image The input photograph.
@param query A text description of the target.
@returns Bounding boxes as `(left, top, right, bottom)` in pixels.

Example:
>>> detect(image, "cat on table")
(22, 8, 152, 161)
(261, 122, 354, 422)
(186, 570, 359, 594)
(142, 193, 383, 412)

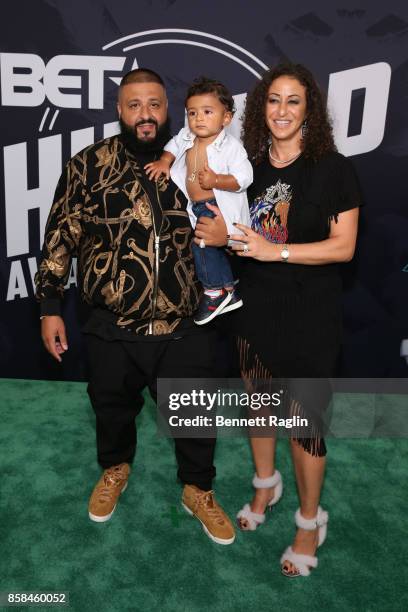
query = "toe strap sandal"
(280, 506, 329, 577)
(236, 470, 283, 531)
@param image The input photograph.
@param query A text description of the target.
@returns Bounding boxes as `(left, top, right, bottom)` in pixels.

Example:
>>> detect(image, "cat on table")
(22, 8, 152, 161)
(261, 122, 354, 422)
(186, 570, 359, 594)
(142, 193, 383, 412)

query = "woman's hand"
(230, 223, 279, 261)
(194, 203, 228, 247)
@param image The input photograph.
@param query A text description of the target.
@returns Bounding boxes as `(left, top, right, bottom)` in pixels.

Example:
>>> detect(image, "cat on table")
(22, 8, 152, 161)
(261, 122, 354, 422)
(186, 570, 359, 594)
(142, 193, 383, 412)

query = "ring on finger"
(243, 244, 249, 253)
(199, 238, 206, 249)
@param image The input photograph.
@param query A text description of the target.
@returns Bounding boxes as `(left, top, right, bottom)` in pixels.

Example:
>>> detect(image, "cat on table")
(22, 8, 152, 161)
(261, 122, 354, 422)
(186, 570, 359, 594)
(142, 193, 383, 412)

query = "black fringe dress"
(232, 152, 362, 456)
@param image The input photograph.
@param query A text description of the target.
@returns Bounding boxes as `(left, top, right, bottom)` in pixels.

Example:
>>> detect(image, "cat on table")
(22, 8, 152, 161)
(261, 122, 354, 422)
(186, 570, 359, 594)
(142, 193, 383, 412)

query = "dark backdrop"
(1, 0, 407, 380)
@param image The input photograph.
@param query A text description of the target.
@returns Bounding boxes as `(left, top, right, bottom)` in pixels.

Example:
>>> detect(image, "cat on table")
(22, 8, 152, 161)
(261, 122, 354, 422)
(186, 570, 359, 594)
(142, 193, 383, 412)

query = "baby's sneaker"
(194, 290, 231, 325)
(220, 289, 243, 314)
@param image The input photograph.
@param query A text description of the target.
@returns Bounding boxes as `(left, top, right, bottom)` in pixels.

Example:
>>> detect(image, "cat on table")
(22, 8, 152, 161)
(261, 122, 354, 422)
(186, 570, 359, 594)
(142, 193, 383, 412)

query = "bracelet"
(215, 174, 218, 186)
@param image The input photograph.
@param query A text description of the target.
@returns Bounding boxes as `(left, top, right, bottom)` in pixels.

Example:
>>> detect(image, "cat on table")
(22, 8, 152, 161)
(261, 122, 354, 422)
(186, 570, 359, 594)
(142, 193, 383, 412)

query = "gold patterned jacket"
(35, 135, 200, 335)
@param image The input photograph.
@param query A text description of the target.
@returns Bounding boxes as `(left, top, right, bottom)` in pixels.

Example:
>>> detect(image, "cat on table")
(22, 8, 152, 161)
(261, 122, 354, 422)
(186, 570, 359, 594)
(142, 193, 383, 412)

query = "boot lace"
(196, 490, 226, 525)
(97, 466, 126, 502)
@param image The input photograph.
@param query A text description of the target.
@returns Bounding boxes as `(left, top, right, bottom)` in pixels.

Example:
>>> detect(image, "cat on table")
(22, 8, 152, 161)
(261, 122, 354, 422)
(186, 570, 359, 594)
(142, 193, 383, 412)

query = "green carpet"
(0, 379, 407, 612)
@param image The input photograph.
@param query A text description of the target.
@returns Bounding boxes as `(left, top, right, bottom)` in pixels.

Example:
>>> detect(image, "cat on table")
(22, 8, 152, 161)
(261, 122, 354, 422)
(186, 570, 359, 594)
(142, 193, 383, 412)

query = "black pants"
(85, 331, 217, 491)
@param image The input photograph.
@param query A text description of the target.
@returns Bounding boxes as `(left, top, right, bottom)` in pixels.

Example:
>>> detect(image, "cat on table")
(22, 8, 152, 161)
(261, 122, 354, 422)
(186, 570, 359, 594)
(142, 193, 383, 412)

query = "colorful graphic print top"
(250, 178, 292, 244)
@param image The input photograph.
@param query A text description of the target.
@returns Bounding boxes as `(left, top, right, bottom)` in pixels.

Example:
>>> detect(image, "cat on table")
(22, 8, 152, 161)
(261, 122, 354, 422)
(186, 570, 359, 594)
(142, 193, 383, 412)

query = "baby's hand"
(198, 162, 217, 190)
(144, 159, 171, 181)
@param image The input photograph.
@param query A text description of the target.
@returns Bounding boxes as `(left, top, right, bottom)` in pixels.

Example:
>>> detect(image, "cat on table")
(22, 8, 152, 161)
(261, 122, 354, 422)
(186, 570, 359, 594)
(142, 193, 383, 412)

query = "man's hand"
(198, 162, 218, 190)
(41, 316, 68, 363)
(194, 203, 228, 247)
(144, 159, 171, 181)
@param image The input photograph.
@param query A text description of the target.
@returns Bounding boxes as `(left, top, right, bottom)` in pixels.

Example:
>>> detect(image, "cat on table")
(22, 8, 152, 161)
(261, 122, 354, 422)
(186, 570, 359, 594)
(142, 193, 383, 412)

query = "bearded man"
(36, 68, 235, 545)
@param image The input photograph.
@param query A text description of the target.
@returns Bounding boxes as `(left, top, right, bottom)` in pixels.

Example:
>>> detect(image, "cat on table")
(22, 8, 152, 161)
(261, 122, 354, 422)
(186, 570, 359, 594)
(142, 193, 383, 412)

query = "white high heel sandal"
(280, 506, 329, 577)
(236, 471, 283, 530)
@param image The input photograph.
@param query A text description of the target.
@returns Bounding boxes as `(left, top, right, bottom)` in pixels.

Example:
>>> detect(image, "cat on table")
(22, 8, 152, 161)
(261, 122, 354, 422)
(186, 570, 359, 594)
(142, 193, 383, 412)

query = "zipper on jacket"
(148, 181, 163, 334)
(125, 150, 163, 334)
(149, 233, 161, 334)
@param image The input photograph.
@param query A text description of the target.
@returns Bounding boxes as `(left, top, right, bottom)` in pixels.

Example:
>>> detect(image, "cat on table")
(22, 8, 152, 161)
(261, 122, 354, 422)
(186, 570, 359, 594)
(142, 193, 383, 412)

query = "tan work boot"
(182, 485, 235, 545)
(88, 463, 130, 522)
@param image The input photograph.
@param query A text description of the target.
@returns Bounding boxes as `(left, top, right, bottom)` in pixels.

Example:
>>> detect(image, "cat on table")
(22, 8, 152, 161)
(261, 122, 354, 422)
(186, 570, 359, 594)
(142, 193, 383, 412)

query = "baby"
(145, 77, 252, 325)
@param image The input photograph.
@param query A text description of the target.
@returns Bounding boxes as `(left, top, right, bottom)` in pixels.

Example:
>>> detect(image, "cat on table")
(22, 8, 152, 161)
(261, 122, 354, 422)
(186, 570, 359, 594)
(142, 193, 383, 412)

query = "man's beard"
(120, 117, 172, 154)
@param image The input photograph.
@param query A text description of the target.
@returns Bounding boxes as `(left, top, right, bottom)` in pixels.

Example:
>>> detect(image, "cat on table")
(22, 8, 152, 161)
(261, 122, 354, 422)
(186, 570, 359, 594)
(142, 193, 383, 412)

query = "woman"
(196, 63, 361, 577)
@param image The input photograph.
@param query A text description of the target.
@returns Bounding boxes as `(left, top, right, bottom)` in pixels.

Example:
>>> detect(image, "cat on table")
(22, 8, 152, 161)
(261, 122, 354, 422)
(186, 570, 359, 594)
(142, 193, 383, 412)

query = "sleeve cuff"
(40, 298, 62, 317)
(164, 137, 178, 157)
(231, 165, 253, 193)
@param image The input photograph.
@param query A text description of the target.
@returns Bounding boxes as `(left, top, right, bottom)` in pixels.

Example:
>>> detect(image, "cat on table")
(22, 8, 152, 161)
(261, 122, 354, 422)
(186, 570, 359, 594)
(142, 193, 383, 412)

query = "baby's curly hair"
(185, 77, 235, 114)
(243, 63, 336, 164)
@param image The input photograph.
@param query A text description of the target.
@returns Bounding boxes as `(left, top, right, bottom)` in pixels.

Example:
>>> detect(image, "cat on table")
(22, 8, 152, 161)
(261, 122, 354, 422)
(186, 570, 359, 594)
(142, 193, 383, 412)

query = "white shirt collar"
(182, 128, 227, 150)
(212, 129, 227, 150)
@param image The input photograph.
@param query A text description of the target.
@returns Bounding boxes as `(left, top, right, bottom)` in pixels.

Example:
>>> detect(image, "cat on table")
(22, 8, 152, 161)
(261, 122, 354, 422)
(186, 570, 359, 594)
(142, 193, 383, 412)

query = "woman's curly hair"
(243, 63, 336, 164)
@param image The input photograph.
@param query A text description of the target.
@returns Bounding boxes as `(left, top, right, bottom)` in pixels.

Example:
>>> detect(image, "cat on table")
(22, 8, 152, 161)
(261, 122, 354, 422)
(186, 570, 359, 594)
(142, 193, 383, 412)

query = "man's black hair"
(120, 68, 165, 88)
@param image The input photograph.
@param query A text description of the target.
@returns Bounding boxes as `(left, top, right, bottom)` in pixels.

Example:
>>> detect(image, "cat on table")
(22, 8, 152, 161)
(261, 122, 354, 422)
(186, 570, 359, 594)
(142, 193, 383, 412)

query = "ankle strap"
(252, 470, 281, 489)
(295, 506, 328, 530)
